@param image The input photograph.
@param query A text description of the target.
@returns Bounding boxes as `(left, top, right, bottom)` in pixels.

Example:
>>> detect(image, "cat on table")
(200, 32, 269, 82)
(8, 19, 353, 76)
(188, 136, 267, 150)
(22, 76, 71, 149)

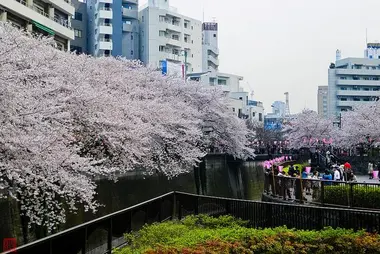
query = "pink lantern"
(305, 167, 311, 174)
(278, 166, 283, 172)
(289, 156, 292, 160)
(373, 171, 379, 179)
(285, 156, 288, 160)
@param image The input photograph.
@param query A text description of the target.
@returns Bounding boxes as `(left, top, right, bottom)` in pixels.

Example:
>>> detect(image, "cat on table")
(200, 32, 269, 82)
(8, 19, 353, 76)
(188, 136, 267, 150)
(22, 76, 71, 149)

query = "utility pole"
(183, 50, 187, 80)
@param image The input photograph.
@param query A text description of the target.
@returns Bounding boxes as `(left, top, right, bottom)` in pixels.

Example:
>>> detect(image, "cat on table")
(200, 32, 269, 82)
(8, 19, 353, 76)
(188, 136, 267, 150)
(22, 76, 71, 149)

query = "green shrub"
(113, 215, 380, 254)
(323, 185, 380, 209)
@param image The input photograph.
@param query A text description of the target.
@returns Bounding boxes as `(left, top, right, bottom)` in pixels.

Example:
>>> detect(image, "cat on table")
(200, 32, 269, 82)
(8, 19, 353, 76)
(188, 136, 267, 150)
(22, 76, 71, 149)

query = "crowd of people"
(265, 162, 358, 202)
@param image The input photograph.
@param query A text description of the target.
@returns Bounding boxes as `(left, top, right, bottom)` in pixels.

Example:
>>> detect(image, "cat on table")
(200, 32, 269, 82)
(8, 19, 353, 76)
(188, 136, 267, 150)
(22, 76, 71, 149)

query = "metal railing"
(3, 191, 380, 254)
(13, 0, 72, 29)
(263, 174, 380, 209)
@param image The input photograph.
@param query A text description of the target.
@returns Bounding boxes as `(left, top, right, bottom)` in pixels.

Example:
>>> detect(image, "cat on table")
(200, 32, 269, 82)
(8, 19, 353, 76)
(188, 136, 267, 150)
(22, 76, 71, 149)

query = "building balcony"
(122, 8, 138, 19)
(165, 37, 181, 47)
(335, 68, 380, 76)
(6, 0, 74, 39)
(99, 0, 113, 3)
(336, 100, 372, 107)
(49, 0, 75, 15)
(207, 54, 219, 66)
(160, 22, 181, 33)
(205, 43, 219, 55)
(122, 23, 133, 32)
(336, 79, 380, 86)
(122, 0, 137, 4)
(336, 90, 380, 97)
(159, 52, 182, 62)
(99, 7, 113, 19)
(99, 23, 113, 34)
(99, 39, 113, 50)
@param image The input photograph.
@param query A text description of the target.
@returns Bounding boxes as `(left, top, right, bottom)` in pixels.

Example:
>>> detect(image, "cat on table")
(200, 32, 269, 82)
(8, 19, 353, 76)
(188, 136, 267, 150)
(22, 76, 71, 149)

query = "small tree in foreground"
(0, 23, 254, 232)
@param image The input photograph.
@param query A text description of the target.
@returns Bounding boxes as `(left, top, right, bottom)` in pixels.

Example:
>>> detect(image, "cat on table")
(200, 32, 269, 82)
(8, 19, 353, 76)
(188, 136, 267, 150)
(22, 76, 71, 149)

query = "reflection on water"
(0, 156, 264, 249)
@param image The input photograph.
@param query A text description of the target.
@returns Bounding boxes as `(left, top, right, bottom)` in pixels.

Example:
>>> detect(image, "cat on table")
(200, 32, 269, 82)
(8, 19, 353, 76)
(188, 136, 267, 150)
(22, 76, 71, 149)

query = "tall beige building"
(318, 86, 328, 118)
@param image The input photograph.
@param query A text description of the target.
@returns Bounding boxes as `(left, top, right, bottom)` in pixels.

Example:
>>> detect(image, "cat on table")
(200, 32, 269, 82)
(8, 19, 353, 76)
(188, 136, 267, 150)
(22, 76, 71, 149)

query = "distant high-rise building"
(202, 22, 219, 72)
(71, 0, 87, 54)
(328, 46, 380, 117)
(139, 0, 202, 75)
(0, 0, 74, 50)
(317, 86, 328, 118)
(87, 0, 139, 58)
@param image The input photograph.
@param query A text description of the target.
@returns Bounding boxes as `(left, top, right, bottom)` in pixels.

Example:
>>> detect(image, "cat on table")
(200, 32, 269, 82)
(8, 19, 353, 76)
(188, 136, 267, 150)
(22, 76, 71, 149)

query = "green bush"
(323, 185, 380, 209)
(113, 215, 380, 254)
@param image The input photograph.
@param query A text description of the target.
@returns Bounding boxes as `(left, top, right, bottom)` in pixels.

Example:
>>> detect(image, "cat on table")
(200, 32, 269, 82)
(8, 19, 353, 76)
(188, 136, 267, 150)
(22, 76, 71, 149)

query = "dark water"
(0, 156, 264, 250)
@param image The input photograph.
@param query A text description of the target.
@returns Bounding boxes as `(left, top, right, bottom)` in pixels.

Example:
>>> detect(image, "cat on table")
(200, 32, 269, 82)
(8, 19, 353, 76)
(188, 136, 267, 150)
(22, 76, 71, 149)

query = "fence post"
(158, 198, 162, 222)
(107, 218, 112, 254)
(225, 200, 230, 215)
(266, 203, 272, 227)
(320, 181, 325, 206)
(81, 227, 87, 254)
(349, 183, 353, 208)
(172, 192, 177, 220)
(194, 196, 199, 215)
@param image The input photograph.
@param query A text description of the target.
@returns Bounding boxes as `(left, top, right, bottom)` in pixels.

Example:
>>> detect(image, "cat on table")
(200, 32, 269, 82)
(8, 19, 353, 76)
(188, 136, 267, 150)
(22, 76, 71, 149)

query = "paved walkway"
(356, 175, 380, 183)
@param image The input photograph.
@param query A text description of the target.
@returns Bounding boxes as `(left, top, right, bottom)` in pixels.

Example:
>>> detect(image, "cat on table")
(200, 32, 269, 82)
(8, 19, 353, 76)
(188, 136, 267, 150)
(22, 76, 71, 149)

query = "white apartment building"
(317, 86, 328, 118)
(202, 22, 219, 72)
(139, 0, 202, 74)
(0, 0, 74, 50)
(328, 47, 380, 117)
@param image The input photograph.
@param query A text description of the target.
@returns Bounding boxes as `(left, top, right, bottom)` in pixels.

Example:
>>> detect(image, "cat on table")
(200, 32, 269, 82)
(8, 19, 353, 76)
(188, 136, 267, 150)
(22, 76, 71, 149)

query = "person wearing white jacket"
(333, 168, 341, 181)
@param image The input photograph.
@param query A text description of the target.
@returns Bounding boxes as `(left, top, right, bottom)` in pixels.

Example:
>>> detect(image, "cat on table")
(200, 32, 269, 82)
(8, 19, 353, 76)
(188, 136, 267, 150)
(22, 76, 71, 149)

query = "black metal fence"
(264, 174, 380, 210)
(3, 191, 380, 254)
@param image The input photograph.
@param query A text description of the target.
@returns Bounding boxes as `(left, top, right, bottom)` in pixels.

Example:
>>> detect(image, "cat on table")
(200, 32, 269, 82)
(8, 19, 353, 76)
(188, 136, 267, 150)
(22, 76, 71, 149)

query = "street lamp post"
(181, 50, 188, 80)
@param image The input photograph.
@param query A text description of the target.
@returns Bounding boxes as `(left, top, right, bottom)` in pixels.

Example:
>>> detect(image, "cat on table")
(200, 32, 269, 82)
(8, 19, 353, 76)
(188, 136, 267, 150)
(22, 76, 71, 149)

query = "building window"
(218, 79, 227, 85)
(353, 98, 360, 101)
(131, 50, 134, 55)
(259, 113, 263, 122)
(95, 29, 97, 34)
(159, 45, 165, 52)
(95, 13, 97, 19)
(95, 44, 97, 49)
(239, 97, 243, 100)
(74, 12, 83, 21)
(340, 98, 347, 101)
(252, 112, 256, 117)
(131, 35, 133, 40)
(74, 29, 82, 38)
(213, 34, 216, 37)
(232, 108, 235, 112)
(142, 16, 144, 22)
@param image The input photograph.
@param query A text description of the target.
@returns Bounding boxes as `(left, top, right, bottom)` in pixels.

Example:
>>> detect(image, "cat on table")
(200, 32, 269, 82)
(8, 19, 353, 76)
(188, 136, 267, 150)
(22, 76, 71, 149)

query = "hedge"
(114, 215, 380, 254)
(323, 184, 380, 209)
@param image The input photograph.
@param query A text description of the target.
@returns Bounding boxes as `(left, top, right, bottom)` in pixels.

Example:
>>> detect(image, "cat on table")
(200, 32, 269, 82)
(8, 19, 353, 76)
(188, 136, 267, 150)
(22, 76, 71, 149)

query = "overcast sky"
(139, 0, 380, 113)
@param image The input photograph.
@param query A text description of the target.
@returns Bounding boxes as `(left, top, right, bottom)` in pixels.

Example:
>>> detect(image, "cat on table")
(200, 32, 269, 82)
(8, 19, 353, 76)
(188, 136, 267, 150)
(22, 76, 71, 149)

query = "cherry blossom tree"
(0, 23, 253, 232)
(283, 109, 333, 149)
(334, 102, 380, 148)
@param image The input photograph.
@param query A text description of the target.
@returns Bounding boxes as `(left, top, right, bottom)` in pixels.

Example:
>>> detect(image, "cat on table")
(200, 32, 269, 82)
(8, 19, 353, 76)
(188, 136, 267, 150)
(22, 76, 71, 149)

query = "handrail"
(3, 191, 175, 253)
(3, 191, 380, 254)
(174, 191, 380, 213)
